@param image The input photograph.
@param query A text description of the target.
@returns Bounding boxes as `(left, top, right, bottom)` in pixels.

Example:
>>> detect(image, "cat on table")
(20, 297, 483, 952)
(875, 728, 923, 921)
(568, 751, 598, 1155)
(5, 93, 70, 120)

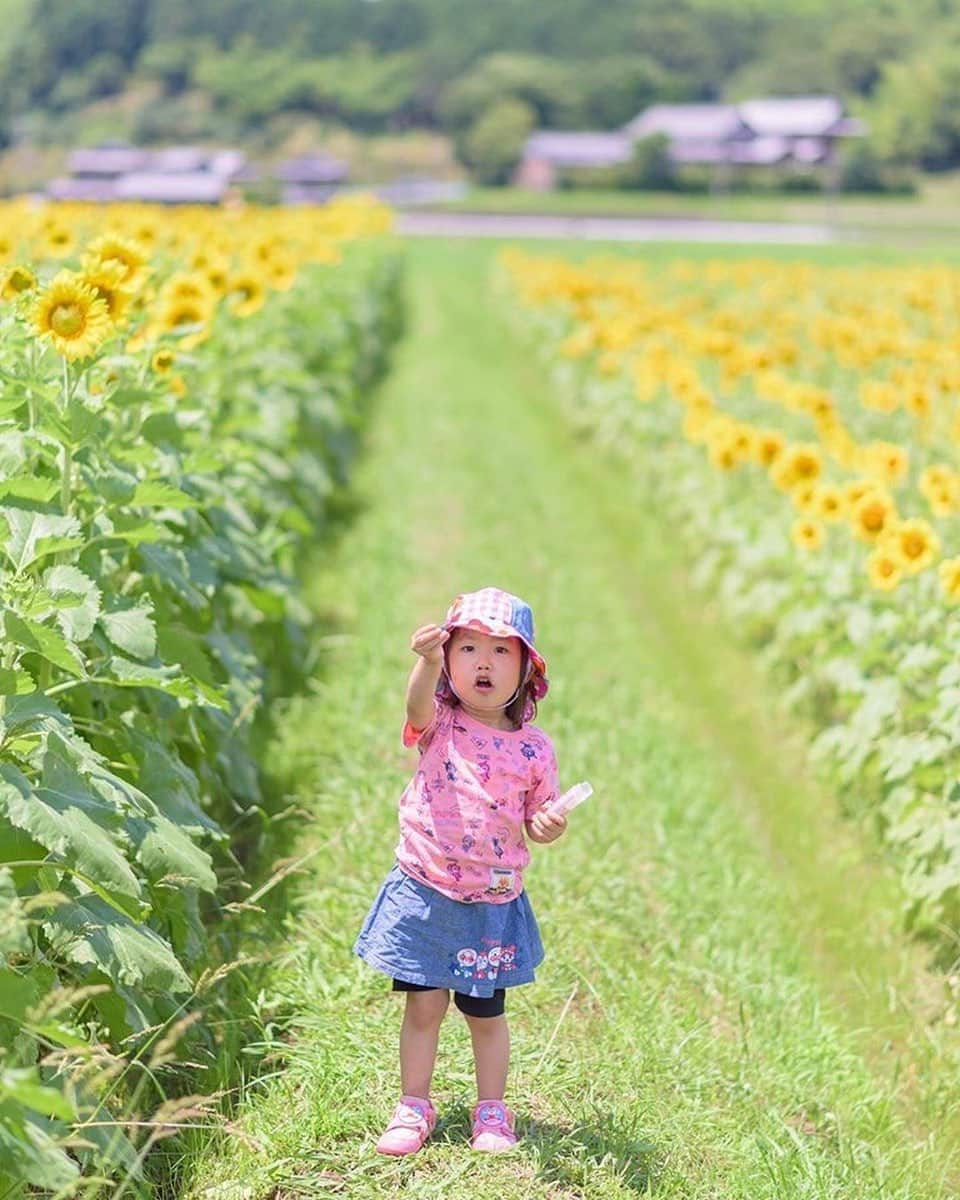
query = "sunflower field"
(501, 248, 960, 944)
(0, 196, 400, 1191)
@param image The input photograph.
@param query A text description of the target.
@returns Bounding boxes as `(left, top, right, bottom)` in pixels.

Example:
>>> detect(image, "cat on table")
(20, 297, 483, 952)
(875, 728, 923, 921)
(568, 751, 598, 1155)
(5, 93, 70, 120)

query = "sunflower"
(881, 518, 940, 575)
(41, 225, 75, 258)
(791, 517, 824, 552)
(708, 436, 739, 471)
(927, 486, 956, 519)
(919, 464, 954, 498)
(682, 407, 712, 443)
(84, 233, 148, 289)
(904, 386, 933, 421)
(162, 271, 215, 306)
(1, 264, 37, 301)
(151, 348, 175, 374)
(32, 270, 112, 360)
(867, 549, 903, 592)
(80, 257, 133, 324)
(815, 484, 846, 522)
(864, 440, 909, 486)
(938, 557, 960, 602)
(851, 489, 896, 543)
(790, 481, 821, 514)
(754, 430, 785, 467)
(268, 258, 296, 291)
(157, 296, 212, 336)
(771, 443, 823, 491)
(227, 273, 265, 318)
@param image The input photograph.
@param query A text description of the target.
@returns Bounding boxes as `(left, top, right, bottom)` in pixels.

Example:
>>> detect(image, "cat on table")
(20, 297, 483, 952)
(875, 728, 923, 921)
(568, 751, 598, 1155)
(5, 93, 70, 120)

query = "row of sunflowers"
(0, 195, 401, 1191)
(501, 247, 960, 950)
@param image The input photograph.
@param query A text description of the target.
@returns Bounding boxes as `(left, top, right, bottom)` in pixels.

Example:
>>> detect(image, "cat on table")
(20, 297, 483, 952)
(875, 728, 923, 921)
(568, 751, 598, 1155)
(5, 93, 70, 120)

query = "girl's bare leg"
(399, 989, 450, 1097)
(464, 1013, 510, 1100)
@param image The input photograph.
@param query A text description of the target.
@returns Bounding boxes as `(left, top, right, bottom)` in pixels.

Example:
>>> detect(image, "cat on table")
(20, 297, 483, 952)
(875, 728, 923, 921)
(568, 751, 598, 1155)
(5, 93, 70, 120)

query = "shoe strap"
(474, 1101, 511, 1128)
(391, 1098, 431, 1128)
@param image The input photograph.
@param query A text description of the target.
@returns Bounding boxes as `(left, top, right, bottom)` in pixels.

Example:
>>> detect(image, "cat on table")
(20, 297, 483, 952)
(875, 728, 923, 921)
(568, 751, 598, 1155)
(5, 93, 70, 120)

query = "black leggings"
(392, 978, 505, 1018)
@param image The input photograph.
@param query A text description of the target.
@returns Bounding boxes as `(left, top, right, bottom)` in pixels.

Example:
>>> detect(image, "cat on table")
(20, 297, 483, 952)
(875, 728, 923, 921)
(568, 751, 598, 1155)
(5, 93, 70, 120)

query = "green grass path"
(178, 241, 960, 1200)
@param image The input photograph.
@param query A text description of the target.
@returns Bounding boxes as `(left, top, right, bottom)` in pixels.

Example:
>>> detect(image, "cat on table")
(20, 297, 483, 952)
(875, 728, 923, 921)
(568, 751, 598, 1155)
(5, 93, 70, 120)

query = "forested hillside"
(1, 0, 960, 170)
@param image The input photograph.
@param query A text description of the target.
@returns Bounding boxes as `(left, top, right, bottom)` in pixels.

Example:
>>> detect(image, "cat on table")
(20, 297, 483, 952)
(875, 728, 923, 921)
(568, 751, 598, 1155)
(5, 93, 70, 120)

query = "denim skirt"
(353, 862, 544, 998)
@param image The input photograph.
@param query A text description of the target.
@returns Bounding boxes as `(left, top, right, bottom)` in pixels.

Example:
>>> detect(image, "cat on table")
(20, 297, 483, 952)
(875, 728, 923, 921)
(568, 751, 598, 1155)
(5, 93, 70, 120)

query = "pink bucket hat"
(442, 587, 548, 700)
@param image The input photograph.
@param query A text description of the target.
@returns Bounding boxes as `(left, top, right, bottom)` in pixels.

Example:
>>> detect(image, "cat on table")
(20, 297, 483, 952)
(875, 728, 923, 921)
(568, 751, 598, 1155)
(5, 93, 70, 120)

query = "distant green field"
(433, 178, 960, 242)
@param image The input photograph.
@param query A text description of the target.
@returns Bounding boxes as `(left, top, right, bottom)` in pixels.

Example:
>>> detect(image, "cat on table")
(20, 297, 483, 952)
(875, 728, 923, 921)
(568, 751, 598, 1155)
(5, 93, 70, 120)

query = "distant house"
(736, 97, 864, 164)
(275, 154, 349, 205)
(47, 145, 150, 201)
(514, 132, 634, 191)
(516, 95, 865, 189)
(46, 143, 249, 204)
(627, 96, 864, 168)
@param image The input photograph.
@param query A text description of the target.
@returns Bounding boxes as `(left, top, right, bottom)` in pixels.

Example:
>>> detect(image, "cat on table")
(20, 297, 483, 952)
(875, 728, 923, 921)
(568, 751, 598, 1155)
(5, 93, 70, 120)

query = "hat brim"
(444, 617, 548, 684)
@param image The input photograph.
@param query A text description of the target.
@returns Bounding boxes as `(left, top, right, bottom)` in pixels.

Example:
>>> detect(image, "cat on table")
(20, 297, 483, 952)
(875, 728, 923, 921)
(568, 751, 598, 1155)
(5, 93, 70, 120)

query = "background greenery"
(3, 0, 960, 187)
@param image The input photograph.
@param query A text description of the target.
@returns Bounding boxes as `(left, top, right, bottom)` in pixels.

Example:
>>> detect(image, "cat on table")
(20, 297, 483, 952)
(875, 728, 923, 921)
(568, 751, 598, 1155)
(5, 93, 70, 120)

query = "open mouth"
(474, 678, 494, 691)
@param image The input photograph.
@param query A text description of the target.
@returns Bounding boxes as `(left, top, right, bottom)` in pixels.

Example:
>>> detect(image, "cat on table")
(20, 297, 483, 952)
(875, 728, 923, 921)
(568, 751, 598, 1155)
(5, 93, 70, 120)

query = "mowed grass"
(165, 240, 960, 1200)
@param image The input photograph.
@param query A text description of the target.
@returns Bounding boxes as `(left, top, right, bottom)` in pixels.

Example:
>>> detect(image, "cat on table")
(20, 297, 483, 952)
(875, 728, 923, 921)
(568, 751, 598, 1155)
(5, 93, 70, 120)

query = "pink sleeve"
(524, 737, 559, 821)
(401, 696, 445, 749)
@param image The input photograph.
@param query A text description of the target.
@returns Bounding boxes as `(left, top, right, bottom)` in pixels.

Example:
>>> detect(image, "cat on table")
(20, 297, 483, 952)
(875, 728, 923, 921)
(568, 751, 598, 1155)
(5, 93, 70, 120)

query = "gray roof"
(149, 146, 209, 173)
(274, 155, 350, 183)
(738, 97, 845, 137)
(626, 104, 748, 142)
(523, 131, 633, 168)
(67, 147, 150, 177)
(281, 183, 344, 205)
(113, 172, 226, 203)
(47, 177, 123, 201)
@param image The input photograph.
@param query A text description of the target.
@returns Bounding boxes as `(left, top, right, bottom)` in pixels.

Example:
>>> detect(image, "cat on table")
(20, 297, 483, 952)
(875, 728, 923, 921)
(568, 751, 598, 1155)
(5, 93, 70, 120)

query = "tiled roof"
(738, 97, 845, 137)
(67, 148, 150, 177)
(524, 131, 633, 168)
(113, 172, 226, 203)
(274, 155, 349, 183)
(626, 104, 748, 142)
(47, 177, 123, 201)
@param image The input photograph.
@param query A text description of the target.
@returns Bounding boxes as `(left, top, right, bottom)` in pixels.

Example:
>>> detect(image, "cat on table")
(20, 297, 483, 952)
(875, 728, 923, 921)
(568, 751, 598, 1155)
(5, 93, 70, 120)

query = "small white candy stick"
(549, 781, 593, 817)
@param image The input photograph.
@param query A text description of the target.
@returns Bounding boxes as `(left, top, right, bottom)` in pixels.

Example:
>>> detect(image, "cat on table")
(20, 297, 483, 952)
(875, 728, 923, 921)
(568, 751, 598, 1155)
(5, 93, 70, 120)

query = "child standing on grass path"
(353, 587, 567, 1156)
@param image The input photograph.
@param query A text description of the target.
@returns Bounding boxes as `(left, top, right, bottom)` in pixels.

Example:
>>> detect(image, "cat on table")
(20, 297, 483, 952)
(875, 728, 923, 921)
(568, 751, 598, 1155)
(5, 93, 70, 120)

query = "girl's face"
(446, 626, 524, 717)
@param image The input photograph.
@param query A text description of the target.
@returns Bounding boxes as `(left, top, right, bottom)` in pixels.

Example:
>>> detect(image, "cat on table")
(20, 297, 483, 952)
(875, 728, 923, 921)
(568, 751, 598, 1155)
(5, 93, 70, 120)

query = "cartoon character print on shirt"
(490, 826, 510, 860)
(396, 699, 558, 903)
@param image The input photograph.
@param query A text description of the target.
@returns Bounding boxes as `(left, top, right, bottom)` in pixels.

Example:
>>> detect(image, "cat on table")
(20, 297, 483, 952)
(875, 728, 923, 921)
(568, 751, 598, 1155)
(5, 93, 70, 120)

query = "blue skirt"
(354, 862, 544, 998)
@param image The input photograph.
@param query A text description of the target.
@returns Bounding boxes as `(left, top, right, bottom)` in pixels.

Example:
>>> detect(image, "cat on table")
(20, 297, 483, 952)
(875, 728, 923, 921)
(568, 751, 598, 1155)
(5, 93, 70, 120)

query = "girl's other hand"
(410, 623, 450, 664)
(526, 808, 568, 844)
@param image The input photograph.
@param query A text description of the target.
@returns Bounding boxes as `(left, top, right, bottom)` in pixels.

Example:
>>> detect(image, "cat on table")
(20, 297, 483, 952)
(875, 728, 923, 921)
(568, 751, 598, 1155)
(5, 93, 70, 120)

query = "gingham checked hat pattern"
(443, 587, 548, 683)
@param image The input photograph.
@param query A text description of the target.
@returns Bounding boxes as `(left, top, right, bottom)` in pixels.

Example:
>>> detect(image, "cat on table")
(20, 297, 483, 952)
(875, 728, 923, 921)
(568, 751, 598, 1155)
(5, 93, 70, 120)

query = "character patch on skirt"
(450, 938, 518, 982)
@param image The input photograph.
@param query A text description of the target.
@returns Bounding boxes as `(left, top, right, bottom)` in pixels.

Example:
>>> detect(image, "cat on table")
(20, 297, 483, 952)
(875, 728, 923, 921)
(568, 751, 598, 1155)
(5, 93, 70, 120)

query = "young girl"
(353, 587, 567, 1156)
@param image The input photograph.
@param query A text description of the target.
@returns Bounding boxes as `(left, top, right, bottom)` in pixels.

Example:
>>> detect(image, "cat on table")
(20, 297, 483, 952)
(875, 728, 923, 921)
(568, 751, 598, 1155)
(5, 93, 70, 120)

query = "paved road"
(396, 209, 840, 244)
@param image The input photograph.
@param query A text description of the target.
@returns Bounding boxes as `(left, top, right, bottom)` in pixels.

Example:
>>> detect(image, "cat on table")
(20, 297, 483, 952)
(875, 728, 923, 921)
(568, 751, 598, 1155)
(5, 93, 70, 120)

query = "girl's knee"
(405, 988, 450, 1027)
(463, 1011, 507, 1033)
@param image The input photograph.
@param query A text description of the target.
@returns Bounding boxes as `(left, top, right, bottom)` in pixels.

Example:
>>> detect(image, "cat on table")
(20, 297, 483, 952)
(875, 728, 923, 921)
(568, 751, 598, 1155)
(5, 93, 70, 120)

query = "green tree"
(439, 54, 580, 135)
(462, 97, 535, 185)
(620, 133, 675, 189)
(871, 48, 960, 169)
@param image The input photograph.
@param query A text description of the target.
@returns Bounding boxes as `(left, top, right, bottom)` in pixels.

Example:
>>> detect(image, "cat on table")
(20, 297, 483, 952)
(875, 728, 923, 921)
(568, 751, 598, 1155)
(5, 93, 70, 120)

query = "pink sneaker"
(470, 1100, 518, 1152)
(375, 1095, 437, 1156)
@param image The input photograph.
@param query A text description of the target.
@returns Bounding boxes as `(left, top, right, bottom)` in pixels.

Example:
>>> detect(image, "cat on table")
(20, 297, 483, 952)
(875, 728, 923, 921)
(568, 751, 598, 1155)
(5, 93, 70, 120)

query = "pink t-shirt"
(394, 697, 559, 904)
